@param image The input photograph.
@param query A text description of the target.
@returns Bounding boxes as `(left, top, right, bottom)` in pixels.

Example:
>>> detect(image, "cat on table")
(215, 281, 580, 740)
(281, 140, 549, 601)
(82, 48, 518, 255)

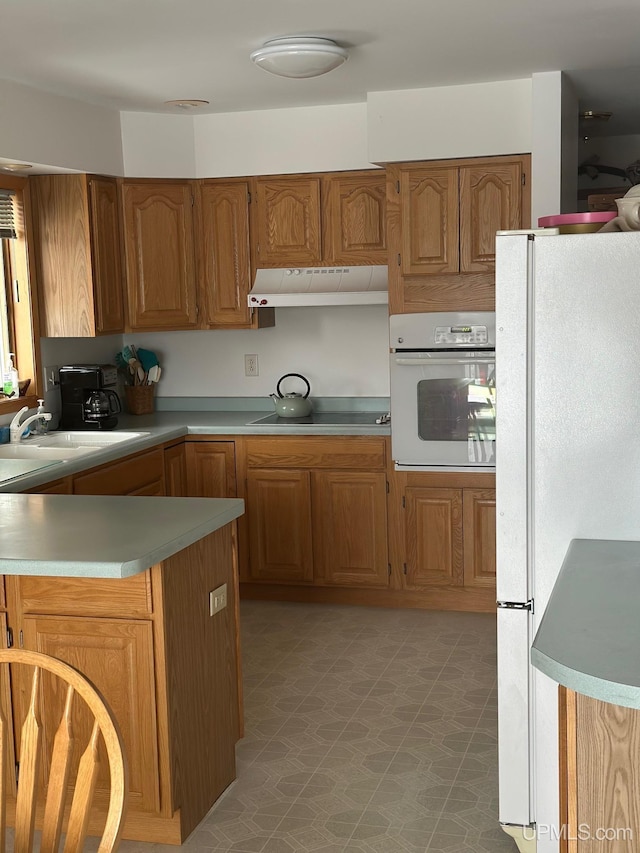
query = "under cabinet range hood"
(248, 265, 388, 308)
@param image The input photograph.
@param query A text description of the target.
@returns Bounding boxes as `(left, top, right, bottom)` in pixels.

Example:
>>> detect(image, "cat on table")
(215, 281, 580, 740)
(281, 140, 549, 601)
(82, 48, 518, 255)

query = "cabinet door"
(72, 448, 165, 495)
(0, 612, 16, 799)
(403, 487, 464, 587)
(186, 442, 236, 497)
(463, 488, 496, 588)
(18, 615, 160, 816)
(401, 167, 459, 275)
(323, 172, 387, 264)
(164, 443, 187, 497)
(121, 181, 198, 330)
(88, 177, 125, 334)
(199, 181, 253, 327)
(246, 469, 313, 583)
(312, 471, 389, 587)
(459, 162, 523, 272)
(254, 176, 322, 266)
(30, 174, 98, 337)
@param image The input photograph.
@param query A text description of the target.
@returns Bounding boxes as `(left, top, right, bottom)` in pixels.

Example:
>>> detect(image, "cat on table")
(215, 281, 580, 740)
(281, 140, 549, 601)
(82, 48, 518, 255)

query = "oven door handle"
(394, 356, 495, 366)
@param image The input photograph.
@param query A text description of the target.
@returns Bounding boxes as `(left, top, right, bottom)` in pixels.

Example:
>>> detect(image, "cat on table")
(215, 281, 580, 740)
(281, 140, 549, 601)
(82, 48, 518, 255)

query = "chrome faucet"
(9, 405, 52, 443)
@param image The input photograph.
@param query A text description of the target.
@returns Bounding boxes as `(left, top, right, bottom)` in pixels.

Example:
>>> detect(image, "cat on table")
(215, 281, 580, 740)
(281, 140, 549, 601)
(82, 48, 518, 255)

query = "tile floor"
(120, 601, 517, 853)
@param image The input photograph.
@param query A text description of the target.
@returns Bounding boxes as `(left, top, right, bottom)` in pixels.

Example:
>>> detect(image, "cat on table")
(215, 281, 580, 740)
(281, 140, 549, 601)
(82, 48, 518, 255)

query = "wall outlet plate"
(209, 583, 228, 616)
(244, 354, 259, 377)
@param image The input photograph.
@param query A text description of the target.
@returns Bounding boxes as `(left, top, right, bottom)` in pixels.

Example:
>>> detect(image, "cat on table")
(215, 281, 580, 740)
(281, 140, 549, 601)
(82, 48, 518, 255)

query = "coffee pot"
(83, 389, 121, 426)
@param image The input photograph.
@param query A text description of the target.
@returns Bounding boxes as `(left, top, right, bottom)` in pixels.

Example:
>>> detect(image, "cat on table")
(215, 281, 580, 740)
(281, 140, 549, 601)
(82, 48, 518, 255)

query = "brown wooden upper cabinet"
(197, 180, 272, 329)
(252, 170, 387, 268)
(399, 158, 525, 276)
(30, 174, 125, 336)
(121, 180, 199, 331)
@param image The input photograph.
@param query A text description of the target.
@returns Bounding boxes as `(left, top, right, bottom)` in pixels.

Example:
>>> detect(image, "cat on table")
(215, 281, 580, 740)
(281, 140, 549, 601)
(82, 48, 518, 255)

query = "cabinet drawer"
(14, 572, 153, 618)
(245, 437, 387, 470)
(73, 448, 165, 495)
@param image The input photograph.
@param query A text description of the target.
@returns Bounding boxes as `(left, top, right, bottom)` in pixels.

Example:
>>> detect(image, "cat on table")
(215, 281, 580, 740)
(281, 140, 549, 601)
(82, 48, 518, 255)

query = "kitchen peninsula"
(0, 491, 244, 844)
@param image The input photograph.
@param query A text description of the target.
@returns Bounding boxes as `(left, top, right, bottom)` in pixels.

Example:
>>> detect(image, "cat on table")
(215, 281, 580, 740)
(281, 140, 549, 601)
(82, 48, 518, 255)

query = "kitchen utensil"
(270, 373, 312, 417)
(137, 348, 159, 372)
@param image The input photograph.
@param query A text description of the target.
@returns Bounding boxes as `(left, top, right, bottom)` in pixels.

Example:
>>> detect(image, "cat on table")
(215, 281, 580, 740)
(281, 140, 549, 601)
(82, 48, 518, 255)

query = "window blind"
(0, 191, 16, 239)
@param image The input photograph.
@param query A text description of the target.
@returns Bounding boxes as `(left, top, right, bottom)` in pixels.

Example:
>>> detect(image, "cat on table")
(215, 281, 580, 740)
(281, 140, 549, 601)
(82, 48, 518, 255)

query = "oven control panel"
(434, 325, 488, 345)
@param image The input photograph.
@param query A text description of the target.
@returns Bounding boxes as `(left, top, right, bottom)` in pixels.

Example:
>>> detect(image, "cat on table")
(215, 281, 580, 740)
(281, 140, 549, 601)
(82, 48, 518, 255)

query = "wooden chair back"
(0, 649, 127, 853)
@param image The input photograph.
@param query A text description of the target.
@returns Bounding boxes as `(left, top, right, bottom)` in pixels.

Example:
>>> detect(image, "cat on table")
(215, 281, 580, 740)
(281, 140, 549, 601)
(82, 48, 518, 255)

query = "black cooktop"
(248, 412, 389, 426)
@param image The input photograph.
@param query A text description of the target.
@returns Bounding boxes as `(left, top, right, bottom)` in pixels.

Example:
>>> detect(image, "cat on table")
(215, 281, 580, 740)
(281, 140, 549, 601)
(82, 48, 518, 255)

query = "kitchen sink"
(28, 431, 149, 448)
(0, 431, 149, 461)
(0, 444, 97, 460)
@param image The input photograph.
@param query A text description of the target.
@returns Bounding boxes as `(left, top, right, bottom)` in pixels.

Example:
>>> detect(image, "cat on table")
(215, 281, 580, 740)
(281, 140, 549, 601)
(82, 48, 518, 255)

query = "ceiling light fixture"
(1, 163, 32, 172)
(164, 99, 210, 110)
(250, 37, 348, 79)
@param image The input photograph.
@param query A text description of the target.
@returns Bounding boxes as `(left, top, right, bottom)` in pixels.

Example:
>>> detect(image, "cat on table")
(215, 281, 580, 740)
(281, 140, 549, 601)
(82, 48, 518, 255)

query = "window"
(0, 175, 40, 415)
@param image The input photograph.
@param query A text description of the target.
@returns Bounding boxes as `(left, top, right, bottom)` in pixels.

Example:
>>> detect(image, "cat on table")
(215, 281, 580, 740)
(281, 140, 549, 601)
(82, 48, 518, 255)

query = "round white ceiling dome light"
(250, 37, 348, 79)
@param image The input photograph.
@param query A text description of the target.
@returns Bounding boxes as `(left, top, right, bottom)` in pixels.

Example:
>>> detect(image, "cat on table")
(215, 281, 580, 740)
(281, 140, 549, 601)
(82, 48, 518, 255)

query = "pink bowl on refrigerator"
(538, 212, 617, 233)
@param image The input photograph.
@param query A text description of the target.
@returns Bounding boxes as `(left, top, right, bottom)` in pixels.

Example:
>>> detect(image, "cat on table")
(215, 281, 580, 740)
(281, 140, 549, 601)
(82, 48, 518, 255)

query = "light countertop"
(0, 405, 390, 492)
(532, 538, 640, 709)
(0, 493, 244, 578)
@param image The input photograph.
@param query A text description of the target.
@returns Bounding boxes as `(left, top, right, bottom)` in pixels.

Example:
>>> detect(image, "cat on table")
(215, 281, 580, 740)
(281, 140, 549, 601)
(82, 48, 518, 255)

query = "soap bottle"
(2, 353, 19, 398)
(34, 399, 49, 435)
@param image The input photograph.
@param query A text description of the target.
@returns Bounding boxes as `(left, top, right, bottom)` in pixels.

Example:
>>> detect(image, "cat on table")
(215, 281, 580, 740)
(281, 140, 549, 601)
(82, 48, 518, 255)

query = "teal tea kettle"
(270, 373, 312, 417)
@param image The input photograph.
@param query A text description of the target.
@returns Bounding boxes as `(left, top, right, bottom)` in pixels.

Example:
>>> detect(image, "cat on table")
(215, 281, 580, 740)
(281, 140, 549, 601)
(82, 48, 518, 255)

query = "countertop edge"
(531, 538, 640, 710)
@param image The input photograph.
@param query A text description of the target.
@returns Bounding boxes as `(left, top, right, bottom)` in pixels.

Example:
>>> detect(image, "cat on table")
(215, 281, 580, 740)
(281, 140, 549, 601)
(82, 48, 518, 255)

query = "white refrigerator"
(495, 230, 640, 853)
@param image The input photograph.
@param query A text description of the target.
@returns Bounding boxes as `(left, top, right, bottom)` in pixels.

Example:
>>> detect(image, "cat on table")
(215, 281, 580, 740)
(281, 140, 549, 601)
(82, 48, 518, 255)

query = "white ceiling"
(1, 0, 640, 136)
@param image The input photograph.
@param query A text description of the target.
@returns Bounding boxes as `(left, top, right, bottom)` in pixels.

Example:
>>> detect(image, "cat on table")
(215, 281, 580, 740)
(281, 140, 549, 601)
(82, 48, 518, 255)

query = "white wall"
(531, 72, 563, 224)
(120, 113, 197, 177)
(0, 79, 123, 175)
(126, 306, 390, 398)
(367, 79, 532, 164)
(193, 103, 371, 177)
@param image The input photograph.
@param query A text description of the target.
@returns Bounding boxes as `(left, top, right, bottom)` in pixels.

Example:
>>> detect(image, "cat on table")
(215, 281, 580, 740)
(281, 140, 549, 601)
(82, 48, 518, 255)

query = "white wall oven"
(390, 312, 496, 471)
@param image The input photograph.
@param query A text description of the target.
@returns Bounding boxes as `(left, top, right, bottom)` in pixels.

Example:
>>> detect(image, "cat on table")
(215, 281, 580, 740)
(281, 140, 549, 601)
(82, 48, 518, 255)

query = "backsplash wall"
(129, 306, 390, 398)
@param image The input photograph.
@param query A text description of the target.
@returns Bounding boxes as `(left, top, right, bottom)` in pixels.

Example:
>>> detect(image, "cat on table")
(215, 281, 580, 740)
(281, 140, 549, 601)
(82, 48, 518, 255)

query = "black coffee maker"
(59, 365, 122, 430)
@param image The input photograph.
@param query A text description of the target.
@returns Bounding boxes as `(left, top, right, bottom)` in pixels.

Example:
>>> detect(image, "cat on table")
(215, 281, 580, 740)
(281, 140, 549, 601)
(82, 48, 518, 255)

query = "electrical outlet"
(244, 354, 259, 377)
(209, 583, 228, 616)
(43, 365, 59, 392)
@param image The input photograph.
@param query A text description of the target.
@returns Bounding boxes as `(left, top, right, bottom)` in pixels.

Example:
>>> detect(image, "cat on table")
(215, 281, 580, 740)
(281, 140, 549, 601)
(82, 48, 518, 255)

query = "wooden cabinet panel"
(186, 441, 236, 497)
(72, 448, 165, 495)
(25, 477, 72, 494)
(254, 176, 322, 266)
(0, 612, 16, 799)
(463, 489, 496, 588)
(164, 443, 187, 497)
(459, 163, 523, 272)
(560, 687, 640, 853)
(313, 471, 389, 587)
(30, 174, 124, 337)
(245, 436, 386, 470)
(323, 172, 387, 264)
(14, 572, 152, 618)
(121, 181, 198, 330)
(401, 167, 459, 275)
(246, 469, 313, 583)
(88, 177, 126, 333)
(404, 487, 464, 588)
(199, 181, 253, 327)
(18, 615, 160, 815)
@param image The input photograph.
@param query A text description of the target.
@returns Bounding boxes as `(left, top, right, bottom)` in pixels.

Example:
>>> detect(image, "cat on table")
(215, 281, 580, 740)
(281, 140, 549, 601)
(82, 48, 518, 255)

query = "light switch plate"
(209, 583, 227, 616)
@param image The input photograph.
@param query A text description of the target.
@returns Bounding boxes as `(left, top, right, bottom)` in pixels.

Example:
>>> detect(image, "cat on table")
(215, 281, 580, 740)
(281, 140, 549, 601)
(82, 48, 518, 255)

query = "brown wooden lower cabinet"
(559, 686, 640, 852)
(185, 439, 236, 497)
(403, 486, 464, 588)
(240, 437, 390, 589)
(72, 447, 166, 496)
(2, 525, 240, 844)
